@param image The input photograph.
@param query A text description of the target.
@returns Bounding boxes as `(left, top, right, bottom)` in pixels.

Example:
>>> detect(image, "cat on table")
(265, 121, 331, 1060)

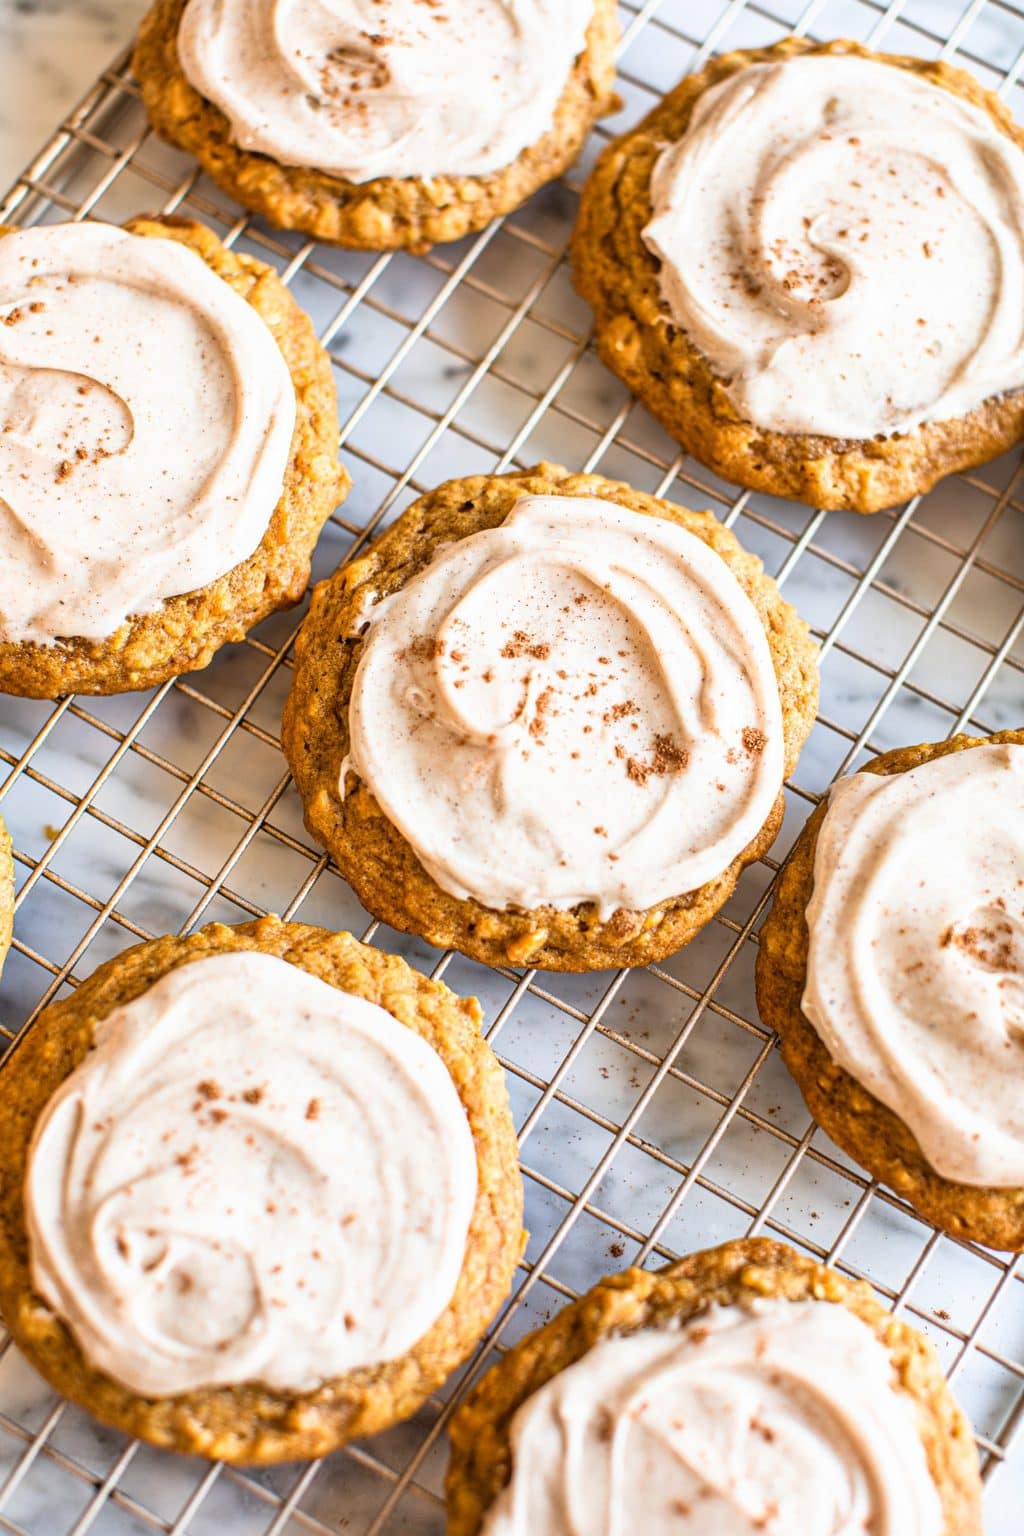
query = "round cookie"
(446, 1236, 981, 1536)
(281, 463, 819, 972)
(572, 36, 1024, 513)
(0, 815, 12, 979)
(757, 730, 1024, 1251)
(0, 215, 347, 698)
(133, 0, 620, 251)
(0, 915, 523, 1463)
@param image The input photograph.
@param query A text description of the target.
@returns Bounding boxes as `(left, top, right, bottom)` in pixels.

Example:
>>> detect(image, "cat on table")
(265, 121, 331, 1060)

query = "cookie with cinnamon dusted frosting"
(282, 464, 818, 971)
(0, 216, 347, 697)
(0, 915, 522, 1463)
(0, 815, 12, 979)
(446, 1237, 981, 1536)
(757, 730, 1024, 1251)
(133, 0, 619, 251)
(573, 37, 1024, 512)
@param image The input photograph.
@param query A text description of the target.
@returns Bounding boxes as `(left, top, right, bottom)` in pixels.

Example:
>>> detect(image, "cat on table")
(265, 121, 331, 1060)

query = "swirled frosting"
(643, 53, 1024, 439)
(177, 0, 594, 183)
(0, 222, 294, 645)
(344, 494, 785, 918)
(480, 1300, 942, 1536)
(25, 950, 477, 1396)
(803, 744, 1024, 1186)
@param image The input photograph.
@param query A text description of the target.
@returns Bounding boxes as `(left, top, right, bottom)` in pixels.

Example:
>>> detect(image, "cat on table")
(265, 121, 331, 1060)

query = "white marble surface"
(0, 0, 148, 187)
(0, 0, 1022, 1533)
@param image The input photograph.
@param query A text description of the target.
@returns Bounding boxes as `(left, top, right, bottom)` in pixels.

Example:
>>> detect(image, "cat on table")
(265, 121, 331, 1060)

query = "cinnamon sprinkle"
(624, 733, 689, 786)
(501, 629, 550, 660)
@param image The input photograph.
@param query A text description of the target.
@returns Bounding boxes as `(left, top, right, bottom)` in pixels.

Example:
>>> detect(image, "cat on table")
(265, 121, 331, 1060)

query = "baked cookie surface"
(446, 1236, 981, 1536)
(133, 0, 619, 251)
(0, 816, 12, 980)
(282, 463, 819, 972)
(0, 915, 522, 1463)
(0, 216, 347, 698)
(572, 36, 1024, 512)
(756, 730, 1024, 1251)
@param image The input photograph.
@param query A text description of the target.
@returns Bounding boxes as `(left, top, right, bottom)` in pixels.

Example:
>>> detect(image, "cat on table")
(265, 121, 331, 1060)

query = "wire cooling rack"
(0, 0, 1022, 1531)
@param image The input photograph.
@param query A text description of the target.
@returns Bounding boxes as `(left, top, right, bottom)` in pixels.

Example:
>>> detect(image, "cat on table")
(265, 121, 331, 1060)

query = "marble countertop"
(0, 0, 148, 187)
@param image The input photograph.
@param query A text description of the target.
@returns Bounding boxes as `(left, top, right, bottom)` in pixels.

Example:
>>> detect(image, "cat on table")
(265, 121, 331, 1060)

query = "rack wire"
(0, 0, 1022, 1530)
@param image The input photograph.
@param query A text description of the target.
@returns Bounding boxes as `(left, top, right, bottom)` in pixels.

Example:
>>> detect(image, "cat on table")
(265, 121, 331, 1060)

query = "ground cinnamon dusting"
(945, 919, 1021, 971)
(501, 629, 550, 660)
(406, 634, 444, 662)
(624, 733, 689, 786)
(529, 688, 554, 741)
(603, 700, 639, 724)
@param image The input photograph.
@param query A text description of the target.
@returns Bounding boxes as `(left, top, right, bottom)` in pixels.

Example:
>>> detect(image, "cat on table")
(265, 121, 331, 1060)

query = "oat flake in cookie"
(134, 0, 619, 249)
(0, 217, 346, 697)
(756, 731, 1024, 1251)
(282, 465, 819, 972)
(573, 38, 1024, 511)
(0, 919, 522, 1462)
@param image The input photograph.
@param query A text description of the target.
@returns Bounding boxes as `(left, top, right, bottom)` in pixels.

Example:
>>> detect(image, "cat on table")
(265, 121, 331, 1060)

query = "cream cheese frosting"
(177, 0, 594, 184)
(803, 744, 1024, 1187)
(343, 494, 785, 918)
(643, 53, 1024, 440)
(25, 950, 477, 1396)
(480, 1300, 942, 1536)
(0, 222, 295, 645)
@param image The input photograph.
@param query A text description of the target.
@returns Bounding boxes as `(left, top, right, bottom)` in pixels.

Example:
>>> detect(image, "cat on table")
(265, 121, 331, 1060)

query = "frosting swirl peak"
(178, 0, 595, 183)
(644, 52, 1024, 439)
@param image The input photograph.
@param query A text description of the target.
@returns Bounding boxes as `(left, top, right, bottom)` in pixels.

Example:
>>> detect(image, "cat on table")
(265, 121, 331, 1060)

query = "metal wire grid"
(0, 0, 1020, 1530)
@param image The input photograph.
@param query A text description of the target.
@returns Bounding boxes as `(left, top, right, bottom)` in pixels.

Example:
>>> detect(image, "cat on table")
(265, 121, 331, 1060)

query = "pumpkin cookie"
(282, 464, 818, 971)
(447, 1237, 981, 1536)
(0, 916, 522, 1463)
(133, 0, 619, 251)
(0, 216, 347, 697)
(573, 37, 1024, 512)
(757, 730, 1024, 1251)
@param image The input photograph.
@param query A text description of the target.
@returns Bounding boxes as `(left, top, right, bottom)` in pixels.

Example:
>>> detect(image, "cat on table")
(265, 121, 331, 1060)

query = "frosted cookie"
(0, 916, 522, 1462)
(0, 216, 347, 697)
(573, 37, 1024, 512)
(133, 0, 619, 251)
(282, 464, 819, 971)
(0, 815, 11, 978)
(757, 731, 1024, 1250)
(447, 1237, 981, 1536)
